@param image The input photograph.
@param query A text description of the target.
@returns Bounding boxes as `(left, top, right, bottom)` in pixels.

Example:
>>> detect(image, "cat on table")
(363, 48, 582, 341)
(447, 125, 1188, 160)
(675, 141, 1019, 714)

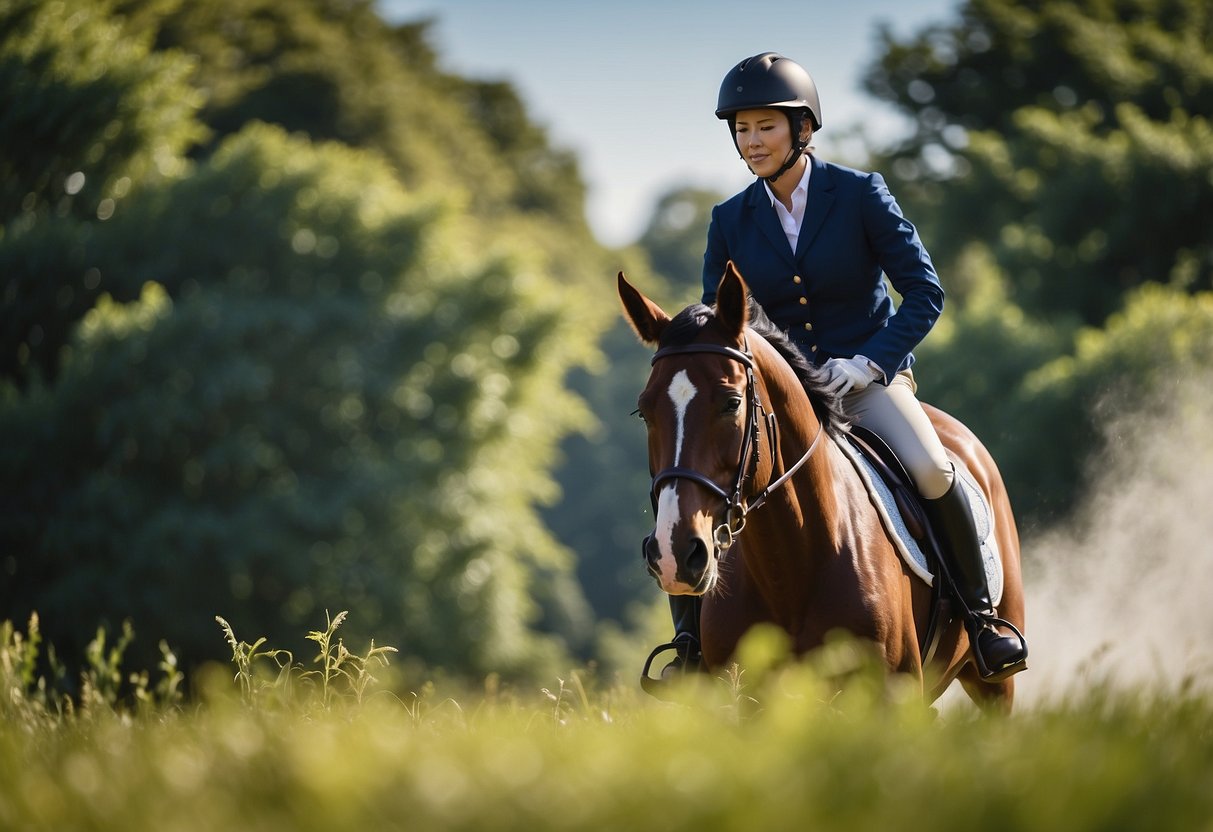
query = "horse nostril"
(642, 533, 661, 573)
(685, 537, 709, 578)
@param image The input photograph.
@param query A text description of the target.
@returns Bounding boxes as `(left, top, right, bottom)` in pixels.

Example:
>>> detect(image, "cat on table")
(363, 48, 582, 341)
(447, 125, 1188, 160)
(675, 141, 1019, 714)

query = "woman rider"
(652, 52, 1028, 686)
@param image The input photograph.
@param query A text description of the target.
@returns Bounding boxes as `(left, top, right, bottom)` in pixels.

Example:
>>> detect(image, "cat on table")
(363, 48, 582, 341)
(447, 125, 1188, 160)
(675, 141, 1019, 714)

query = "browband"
(651, 343, 752, 368)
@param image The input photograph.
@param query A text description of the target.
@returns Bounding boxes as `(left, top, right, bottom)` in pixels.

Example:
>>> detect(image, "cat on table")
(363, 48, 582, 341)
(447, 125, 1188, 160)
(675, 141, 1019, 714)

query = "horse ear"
(715, 261, 750, 337)
(618, 271, 671, 345)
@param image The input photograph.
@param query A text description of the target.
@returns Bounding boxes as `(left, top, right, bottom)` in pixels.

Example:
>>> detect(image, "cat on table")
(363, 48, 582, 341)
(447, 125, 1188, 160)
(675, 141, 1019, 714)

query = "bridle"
(647, 336, 825, 554)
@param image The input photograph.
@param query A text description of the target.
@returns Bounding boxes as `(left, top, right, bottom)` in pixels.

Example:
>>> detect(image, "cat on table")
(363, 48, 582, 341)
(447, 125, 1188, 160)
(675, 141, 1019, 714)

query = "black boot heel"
(965, 615, 1028, 682)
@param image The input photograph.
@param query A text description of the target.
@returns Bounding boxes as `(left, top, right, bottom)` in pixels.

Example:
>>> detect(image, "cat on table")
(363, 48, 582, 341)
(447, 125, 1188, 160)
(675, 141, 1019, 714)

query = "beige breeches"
(843, 369, 954, 500)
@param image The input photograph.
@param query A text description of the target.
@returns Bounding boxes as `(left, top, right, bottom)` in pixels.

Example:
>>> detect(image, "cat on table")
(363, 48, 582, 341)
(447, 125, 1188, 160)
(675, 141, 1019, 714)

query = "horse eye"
(724, 396, 743, 413)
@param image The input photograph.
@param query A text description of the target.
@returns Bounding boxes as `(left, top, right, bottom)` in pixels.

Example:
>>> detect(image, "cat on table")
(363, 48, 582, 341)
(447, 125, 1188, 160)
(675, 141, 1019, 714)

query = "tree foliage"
(999, 282, 1213, 520)
(545, 190, 717, 627)
(118, 0, 585, 220)
(0, 0, 206, 385)
(0, 0, 205, 226)
(636, 187, 729, 299)
(1, 0, 609, 677)
(865, 0, 1213, 326)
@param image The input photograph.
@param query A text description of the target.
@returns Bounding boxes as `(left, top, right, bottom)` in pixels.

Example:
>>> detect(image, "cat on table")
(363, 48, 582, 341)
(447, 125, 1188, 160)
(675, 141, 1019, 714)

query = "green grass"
(2, 615, 1211, 832)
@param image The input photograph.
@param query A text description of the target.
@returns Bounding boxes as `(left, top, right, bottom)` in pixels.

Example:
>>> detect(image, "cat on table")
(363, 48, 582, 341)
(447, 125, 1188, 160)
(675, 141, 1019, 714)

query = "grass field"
(2, 613, 1211, 832)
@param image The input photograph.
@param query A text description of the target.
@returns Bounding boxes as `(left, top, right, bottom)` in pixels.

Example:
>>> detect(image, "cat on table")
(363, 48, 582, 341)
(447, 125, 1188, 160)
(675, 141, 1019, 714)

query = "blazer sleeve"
(701, 205, 729, 305)
(857, 172, 945, 382)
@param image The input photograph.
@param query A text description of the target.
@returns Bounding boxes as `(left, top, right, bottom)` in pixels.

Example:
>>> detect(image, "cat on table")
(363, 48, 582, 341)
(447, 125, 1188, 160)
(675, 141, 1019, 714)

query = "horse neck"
(751, 335, 834, 484)
(747, 337, 843, 577)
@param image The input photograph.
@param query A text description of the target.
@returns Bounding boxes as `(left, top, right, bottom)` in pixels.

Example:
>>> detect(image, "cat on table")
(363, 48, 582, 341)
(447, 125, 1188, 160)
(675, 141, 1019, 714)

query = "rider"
(653, 52, 1028, 685)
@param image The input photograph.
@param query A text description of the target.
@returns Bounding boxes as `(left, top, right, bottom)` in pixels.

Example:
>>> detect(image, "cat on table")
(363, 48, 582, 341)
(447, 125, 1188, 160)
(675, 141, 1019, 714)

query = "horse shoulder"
(810, 443, 912, 639)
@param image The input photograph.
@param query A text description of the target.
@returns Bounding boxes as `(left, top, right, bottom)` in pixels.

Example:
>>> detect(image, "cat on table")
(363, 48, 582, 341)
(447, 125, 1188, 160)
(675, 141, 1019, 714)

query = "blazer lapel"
(745, 181, 797, 268)
(795, 155, 835, 262)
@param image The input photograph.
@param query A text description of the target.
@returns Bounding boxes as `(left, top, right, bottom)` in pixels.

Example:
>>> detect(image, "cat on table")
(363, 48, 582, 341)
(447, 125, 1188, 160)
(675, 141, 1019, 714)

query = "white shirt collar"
(762, 158, 811, 211)
(763, 160, 812, 252)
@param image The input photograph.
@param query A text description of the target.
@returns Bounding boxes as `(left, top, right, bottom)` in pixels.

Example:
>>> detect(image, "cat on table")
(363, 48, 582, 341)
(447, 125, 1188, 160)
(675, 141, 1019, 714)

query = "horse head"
(618, 262, 768, 595)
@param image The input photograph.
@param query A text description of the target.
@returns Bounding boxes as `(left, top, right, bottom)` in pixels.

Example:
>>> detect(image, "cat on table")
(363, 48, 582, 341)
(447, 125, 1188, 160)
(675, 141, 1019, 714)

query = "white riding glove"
(822, 356, 884, 397)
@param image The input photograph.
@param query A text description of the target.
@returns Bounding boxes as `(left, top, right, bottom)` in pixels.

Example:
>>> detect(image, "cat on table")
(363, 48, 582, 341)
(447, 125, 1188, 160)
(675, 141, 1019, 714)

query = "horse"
(617, 263, 1027, 712)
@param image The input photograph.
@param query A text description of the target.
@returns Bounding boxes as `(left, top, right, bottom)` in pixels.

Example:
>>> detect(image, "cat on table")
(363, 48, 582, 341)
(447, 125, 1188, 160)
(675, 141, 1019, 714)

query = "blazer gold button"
(803, 323, 813, 331)
(799, 297, 807, 305)
(793, 275, 802, 284)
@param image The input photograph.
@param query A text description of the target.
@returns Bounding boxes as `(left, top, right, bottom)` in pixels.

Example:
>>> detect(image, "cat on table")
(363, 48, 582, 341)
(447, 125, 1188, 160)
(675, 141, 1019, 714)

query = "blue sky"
(377, 0, 959, 246)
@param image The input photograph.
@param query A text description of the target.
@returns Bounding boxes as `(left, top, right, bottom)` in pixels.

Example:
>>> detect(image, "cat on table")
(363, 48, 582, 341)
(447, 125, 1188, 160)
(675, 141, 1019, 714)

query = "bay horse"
(618, 264, 1026, 712)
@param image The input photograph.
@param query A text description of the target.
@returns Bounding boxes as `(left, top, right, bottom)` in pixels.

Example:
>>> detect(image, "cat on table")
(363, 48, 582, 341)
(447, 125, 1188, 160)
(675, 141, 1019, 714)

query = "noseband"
(648, 338, 825, 553)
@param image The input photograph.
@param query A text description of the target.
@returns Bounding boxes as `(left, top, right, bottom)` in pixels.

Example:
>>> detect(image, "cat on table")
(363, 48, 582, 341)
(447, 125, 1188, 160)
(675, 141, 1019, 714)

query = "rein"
(649, 338, 825, 553)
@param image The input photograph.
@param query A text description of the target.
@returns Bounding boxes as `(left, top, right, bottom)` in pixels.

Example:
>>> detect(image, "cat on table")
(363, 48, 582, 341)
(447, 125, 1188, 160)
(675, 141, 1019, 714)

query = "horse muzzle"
(642, 530, 718, 594)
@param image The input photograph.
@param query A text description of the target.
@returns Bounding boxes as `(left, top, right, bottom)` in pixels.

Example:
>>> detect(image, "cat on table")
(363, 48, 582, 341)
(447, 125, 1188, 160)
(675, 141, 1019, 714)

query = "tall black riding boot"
(639, 595, 703, 697)
(923, 471, 1028, 681)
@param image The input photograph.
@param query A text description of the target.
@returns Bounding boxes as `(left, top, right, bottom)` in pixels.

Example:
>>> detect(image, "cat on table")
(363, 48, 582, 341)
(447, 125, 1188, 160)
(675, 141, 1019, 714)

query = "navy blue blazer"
(702, 155, 944, 383)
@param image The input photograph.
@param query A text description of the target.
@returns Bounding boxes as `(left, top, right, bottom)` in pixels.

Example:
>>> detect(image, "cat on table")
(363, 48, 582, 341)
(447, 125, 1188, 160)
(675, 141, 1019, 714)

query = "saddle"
(841, 425, 1005, 663)
(847, 426, 929, 540)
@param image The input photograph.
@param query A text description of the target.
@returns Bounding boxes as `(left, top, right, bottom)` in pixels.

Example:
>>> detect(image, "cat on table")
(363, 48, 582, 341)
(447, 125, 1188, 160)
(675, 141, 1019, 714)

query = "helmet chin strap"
(762, 142, 807, 184)
(735, 143, 806, 182)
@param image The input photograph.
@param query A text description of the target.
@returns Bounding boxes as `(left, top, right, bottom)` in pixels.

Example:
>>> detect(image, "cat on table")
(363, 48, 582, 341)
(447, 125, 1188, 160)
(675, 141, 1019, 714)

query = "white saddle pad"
(837, 438, 1003, 606)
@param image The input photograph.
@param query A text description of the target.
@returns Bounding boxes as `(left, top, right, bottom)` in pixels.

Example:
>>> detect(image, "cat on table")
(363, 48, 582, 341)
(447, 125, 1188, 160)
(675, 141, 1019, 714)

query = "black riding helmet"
(716, 52, 822, 183)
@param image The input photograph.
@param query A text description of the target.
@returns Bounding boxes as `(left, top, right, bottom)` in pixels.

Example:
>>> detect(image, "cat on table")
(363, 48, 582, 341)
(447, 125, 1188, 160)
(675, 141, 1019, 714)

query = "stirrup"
(964, 614, 1028, 682)
(639, 635, 701, 699)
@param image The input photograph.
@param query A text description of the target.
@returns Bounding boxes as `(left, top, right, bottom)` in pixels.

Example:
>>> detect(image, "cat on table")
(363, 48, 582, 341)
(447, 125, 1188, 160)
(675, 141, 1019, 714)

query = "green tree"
(637, 187, 728, 295)
(0, 0, 205, 386)
(116, 0, 585, 223)
(864, 0, 1213, 326)
(0, 0, 204, 225)
(1, 0, 610, 678)
(544, 315, 661, 626)
(547, 189, 718, 626)
(1000, 283, 1213, 523)
(2, 124, 601, 676)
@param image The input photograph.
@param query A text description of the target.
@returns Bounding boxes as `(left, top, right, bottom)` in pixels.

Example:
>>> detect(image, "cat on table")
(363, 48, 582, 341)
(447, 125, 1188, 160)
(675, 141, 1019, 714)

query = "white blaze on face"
(654, 370, 697, 587)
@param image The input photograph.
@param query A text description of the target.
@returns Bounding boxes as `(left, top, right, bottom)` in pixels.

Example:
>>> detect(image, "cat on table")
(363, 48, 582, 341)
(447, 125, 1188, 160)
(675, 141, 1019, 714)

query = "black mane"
(658, 299, 850, 436)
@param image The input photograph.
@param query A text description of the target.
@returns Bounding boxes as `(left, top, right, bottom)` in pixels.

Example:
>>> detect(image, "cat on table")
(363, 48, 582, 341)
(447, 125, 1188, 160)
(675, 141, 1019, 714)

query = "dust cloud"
(1014, 374, 1213, 705)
